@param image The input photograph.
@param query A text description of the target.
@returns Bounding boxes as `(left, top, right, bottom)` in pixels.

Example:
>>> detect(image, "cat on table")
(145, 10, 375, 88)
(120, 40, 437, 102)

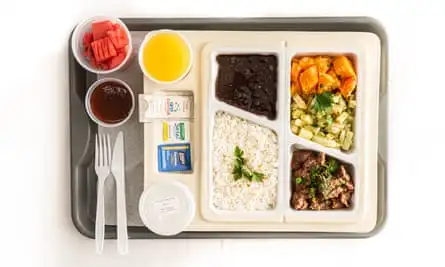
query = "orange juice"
(140, 31, 192, 83)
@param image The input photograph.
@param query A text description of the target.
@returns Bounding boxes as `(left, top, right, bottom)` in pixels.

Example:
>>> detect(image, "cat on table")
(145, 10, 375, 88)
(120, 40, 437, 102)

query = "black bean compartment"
(215, 54, 278, 120)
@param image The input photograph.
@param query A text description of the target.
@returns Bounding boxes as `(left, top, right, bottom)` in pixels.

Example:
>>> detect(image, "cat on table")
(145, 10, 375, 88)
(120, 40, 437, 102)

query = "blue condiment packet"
(157, 143, 192, 172)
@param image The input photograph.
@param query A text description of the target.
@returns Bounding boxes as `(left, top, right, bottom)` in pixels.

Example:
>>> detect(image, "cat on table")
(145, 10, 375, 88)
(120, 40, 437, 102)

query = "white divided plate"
(199, 31, 381, 229)
(284, 32, 380, 224)
(201, 42, 286, 222)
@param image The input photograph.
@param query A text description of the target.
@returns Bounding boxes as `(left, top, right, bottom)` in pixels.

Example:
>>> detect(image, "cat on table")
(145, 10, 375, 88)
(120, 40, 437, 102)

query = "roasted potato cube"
(318, 73, 337, 93)
(290, 62, 302, 96)
(298, 56, 315, 69)
(327, 69, 341, 87)
(299, 65, 318, 95)
(291, 62, 302, 83)
(333, 56, 356, 78)
(340, 76, 357, 98)
(291, 83, 301, 96)
(315, 56, 332, 74)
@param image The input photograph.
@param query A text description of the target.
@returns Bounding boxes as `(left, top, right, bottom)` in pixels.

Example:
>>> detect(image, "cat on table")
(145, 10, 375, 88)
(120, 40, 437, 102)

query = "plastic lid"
(138, 181, 195, 236)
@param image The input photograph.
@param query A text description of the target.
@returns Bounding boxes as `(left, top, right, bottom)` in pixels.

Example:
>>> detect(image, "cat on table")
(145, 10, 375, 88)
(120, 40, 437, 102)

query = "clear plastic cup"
(139, 180, 195, 236)
(85, 78, 135, 128)
(71, 15, 133, 74)
(138, 29, 193, 84)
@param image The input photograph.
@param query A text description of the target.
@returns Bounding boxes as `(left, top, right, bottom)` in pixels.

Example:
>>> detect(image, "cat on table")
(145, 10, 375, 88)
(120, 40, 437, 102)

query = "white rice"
(212, 111, 278, 211)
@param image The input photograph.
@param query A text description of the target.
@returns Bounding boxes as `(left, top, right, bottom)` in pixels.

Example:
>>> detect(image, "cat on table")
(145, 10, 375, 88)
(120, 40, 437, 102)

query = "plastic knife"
(111, 131, 129, 254)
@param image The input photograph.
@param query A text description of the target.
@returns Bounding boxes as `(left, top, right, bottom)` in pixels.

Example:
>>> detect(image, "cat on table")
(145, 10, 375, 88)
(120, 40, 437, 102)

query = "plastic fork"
(94, 133, 111, 254)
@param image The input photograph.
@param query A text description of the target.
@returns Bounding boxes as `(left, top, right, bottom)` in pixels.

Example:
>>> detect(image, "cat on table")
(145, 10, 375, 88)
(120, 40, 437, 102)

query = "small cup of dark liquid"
(85, 78, 135, 127)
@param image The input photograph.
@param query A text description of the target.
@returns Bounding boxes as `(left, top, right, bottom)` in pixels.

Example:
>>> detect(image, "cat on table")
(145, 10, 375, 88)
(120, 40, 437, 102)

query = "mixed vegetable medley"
(290, 55, 357, 151)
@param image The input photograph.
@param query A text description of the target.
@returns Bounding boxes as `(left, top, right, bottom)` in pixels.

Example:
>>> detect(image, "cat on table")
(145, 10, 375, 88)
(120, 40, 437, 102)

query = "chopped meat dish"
(290, 150, 354, 210)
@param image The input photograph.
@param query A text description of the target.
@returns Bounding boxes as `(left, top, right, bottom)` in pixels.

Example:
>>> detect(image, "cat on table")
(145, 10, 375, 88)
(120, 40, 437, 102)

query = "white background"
(0, 0, 442, 266)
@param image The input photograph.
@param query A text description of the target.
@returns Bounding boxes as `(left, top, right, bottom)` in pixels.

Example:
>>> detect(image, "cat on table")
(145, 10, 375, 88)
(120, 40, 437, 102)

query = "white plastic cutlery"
(94, 133, 111, 254)
(111, 131, 129, 254)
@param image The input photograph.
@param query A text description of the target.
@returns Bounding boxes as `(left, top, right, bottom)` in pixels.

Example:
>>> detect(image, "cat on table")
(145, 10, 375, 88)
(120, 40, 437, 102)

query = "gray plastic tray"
(69, 17, 388, 239)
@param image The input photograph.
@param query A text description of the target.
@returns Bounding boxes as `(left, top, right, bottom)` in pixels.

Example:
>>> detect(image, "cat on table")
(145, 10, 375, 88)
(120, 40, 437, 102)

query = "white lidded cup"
(85, 78, 135, 128)
(139, 180, 195, 236)
(71, 15, 133, 74)
(138, 29, 193, 84)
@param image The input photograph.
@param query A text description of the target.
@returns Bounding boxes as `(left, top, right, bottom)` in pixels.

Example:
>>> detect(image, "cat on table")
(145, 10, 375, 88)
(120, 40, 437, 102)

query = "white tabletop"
(1, 0, 444, 266)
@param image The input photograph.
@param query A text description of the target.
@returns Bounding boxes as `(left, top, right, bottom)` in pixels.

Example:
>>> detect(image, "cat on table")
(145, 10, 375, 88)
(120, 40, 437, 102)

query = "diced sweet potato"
(299, 65, 318, 95)
(290, 62, 302, 96)
(318, 73, 338, 93)
(297, 57, 315, 69)
(315, 56, 332, 74)
(340, 76, 357, 98)
(333, 56, 356, 78)
(291, 83, 301, 96)
(291, 62, 302, 83)
(327, 69, 341, 87)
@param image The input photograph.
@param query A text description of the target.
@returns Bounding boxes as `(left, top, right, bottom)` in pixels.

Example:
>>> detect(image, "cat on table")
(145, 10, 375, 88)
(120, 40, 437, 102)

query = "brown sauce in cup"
(90, 81, 133, 124)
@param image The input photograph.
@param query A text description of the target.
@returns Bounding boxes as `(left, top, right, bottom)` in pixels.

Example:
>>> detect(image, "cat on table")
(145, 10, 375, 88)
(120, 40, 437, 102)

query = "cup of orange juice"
(139, 30, 193, 84)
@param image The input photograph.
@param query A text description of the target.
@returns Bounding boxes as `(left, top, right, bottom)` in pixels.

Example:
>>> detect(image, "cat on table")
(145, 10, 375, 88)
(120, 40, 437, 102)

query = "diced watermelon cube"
(83, 45, 93, 58)
(82, 32, 94, 59)
(90, 57, 98, 68)
(91, 37, 117, 63)
(106, 28, 128, 49)
(92, 20, 114, 40)
(82, 32, 93, 47)
(117, 45, 128, 54)
(100, 62, 109, 70)
(108, 52, 126, 69)
(112, 23, 120, 31)
(104, 37, 117, 57)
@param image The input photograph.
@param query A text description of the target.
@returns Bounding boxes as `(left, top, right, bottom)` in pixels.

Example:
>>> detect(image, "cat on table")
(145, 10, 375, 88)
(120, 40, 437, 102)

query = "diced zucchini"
(293, 94, 307, 109)
(317, 117, 329, 128)
(348, 100, 357, 109)
(332, 122, 345, 130)
(294, 119, 304, 127)
(331, 104, 344, 115)
(301, 114, 314, 125)
(291, 125, 299, 134)
(336, 112, 349, 124)
(291, 109, 305, 119)
(326, 133, 335, 140)
(313, 135, 339, 148)
(331, 94, 341, 104)
(328, 123, 342, 135)
(341, 131, 354, 150)
(304, 125, 316, 132)
(315, 110, 328, 120)
(339, 130, 346, 144)
(338, 96, 347, 109)
(299, 127, 313, 140)
(313, 127, 321, 135)
(330, 127, 341, 135)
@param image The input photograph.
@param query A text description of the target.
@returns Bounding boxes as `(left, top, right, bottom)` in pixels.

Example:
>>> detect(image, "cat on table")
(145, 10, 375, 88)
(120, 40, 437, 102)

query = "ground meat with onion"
(290, 150, 354, 210)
